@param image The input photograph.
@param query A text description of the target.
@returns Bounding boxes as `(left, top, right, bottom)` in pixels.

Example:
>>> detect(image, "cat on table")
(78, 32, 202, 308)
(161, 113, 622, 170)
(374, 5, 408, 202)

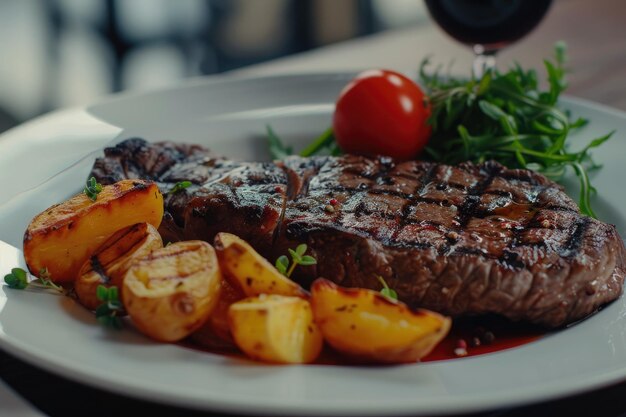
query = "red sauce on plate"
(421, 316, 546, 362)
(180, 315, 546, 364)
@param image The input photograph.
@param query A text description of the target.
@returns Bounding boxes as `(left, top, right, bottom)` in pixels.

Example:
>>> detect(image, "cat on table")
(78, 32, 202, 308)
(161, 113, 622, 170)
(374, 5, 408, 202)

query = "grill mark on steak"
(499, 171, 542, 185)
(327, 186, 414, 201)
(90, 139, 626, 328)
(456, 162, 503, 227)
(325, 185, 577, 230)
(559, 217, 592, 258)
(320, 157, 404, 221)
(490, 186, 545, 270)
(342, 155, 395, 180)
(393, 164, 438, 242)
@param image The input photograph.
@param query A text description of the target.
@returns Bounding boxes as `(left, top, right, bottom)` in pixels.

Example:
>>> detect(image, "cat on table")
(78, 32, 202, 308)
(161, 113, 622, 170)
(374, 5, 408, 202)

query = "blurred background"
(0, 0, 429, 134)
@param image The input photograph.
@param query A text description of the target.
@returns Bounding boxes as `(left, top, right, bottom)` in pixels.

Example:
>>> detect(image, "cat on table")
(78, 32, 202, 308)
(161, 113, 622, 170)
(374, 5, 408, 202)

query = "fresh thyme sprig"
(3, 269, 121, 328)
(169, 181, 192, 195)
(35, 267, 65, 292)
(95, 285, 124, 329)
(3, 267, 64, 293)
(419, 42, 612, 218)
(275, 244, 317, 277)
(84, 176, 103, 201)
(377, 276, 398, 300)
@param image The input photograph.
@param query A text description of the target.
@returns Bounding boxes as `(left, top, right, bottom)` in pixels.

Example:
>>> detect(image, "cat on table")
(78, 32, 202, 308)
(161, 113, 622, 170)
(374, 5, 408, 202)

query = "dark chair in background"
(0, 0, 424, 133)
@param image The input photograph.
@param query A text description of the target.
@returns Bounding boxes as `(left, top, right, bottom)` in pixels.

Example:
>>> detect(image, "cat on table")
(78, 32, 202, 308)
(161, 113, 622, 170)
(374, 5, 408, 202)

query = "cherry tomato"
(333, 69, 431, 160)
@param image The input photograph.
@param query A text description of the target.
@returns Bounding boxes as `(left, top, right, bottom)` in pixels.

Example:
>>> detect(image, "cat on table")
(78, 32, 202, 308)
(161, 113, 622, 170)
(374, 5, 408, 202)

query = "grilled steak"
(91, 138, 626, 327)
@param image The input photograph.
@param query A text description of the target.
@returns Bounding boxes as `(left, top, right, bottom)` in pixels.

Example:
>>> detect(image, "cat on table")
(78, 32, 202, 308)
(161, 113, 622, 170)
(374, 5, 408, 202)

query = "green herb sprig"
(36, 267, 65, 292)
(267, 126, 339, 160)
(4, 267, 65, 293)
(377, 276, 398, 300)
(95, 285, 124, 329)
(267, 126, 293, 160)
(169, 181, 192, 195)
(275, 244, 317, 277)
(84, 176, 103, 201)
(419, 42, 611, 218)
(4, 268, 28, 289)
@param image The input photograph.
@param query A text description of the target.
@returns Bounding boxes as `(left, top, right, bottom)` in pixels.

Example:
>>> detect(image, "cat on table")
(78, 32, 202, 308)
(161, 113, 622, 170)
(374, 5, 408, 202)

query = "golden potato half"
(214, 232, 308, 298)
(228, 295, 323, 364)
(75, 222, 163, 311)
(311, 279, 451, 363)
(123, 240, 222, 342)
(23, 179, 163, 283)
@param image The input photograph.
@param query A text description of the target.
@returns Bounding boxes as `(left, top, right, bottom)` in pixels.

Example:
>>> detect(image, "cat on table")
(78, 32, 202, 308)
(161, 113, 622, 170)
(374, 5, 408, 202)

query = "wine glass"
(424, 0, 553, 77)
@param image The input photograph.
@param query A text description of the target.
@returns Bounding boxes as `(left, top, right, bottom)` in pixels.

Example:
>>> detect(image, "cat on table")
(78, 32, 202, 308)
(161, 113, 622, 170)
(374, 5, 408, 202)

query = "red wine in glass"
(424, 0, 553, 76)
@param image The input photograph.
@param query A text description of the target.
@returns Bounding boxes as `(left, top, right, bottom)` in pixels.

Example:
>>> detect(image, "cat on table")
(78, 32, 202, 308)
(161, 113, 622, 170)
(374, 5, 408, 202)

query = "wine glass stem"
(473, 46, 497, 78)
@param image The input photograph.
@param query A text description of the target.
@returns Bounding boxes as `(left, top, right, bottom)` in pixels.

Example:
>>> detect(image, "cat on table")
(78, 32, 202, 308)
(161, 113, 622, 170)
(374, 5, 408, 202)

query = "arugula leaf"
(299, 128, 335, 157)
(267, 126, 336, 159)
(266, 126, 293, 160)
(420, 42, 611, 218)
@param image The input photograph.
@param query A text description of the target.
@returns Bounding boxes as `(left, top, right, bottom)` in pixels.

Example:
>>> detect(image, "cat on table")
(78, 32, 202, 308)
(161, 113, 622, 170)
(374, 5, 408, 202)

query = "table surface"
(3, 0, 626, 416)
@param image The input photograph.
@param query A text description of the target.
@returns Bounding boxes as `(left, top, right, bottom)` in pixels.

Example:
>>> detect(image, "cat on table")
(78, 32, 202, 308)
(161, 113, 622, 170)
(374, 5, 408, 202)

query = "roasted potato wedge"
(214, 233, 307, 298)
(123, 241, 222, 342)
(23, 179, 163, 283)
(311, 279, 451, 363)
(75, 223, 163, 311)
(189, 278, 245, 349)
(228, 295, 323, 364)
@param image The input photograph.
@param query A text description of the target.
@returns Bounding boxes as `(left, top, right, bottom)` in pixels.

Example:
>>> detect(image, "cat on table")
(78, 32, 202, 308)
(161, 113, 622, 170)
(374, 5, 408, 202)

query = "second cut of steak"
(91, 139, 626, 327)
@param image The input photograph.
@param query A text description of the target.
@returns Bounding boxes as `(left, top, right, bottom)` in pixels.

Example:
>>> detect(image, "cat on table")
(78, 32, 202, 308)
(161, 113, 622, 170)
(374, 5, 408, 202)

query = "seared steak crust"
(91, 139, 626, 327)
(91, 138, 286, 255)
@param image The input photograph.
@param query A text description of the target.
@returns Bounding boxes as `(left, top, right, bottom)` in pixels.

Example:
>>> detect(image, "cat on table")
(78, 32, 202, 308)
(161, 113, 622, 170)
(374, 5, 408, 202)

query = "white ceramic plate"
(1, 73, 626, 416)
